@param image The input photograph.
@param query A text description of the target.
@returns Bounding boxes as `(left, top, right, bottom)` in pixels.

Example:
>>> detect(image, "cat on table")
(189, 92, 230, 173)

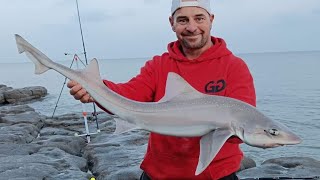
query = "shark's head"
(240, 115, 302, 148)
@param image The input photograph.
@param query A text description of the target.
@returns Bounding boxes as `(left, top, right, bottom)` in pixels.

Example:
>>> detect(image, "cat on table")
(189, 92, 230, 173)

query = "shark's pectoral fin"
(196, 129, 233, 175)
(114, 118, 139, 135)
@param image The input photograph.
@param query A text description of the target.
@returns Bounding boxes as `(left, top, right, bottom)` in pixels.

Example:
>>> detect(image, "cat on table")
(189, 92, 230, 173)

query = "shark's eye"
(267, 128, 280, 136)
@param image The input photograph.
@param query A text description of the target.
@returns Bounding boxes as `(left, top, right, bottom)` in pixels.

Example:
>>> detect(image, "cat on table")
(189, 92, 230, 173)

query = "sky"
(0, 0, 320, 63)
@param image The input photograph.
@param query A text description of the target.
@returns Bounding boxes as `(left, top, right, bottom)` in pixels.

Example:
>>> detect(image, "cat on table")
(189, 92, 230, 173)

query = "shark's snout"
(287, 135, 302, 145)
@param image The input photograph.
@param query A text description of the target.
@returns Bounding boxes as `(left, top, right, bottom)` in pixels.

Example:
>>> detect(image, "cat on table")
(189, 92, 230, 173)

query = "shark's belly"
(129, 108, 232, 137)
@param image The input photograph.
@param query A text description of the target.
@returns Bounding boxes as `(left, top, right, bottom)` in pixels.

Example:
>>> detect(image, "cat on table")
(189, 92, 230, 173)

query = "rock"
(238, 157, 320, 178)
(0, 159, 59, 179)
(0, 143, 41, 157)
(0, 123, 41, 143)
(47, 170, 92, 180)
(32, 135, 87, 156)
(0, 84, 13, 104)
(3, 86, 47, 103)
(0, 151, 91, 180)
(262, 156, 320, 169)
(1, 111, 44, 127)
(239, 156, 256, 171)
(0, 104, 97, 180)
(84, 127, 149, 180)
(36, 147, 88, 172)
(0, 105, 94, 179)
(0, 104, 35, 114)
(0, 93, 4, 104)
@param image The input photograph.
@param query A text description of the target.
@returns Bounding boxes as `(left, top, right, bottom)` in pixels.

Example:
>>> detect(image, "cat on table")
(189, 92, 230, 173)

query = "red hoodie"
(102, 37, 256, 179)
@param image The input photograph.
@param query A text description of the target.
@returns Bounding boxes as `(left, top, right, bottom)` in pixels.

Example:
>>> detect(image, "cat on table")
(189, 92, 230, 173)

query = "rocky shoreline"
(1, 84, 319, 179)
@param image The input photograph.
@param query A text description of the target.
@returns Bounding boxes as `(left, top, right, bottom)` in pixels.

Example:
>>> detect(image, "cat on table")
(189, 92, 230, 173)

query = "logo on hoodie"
(205, 80, 226, 93)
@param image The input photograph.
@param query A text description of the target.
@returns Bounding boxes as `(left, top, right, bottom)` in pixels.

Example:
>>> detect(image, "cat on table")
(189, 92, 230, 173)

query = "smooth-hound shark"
(15, 34, 302, 175)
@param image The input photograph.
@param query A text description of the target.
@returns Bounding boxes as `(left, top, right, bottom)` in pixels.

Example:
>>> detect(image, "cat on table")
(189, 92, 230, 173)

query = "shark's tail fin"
(15, 34, 50, 74)
(15, 34, 26, 54)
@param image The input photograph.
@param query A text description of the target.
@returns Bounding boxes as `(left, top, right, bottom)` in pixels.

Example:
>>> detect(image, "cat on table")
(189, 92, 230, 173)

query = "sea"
(1, 51, 319, 164)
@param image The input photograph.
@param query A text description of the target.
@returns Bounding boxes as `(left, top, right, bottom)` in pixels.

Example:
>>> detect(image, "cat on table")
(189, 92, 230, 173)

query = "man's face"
(170, 7, 214, 50)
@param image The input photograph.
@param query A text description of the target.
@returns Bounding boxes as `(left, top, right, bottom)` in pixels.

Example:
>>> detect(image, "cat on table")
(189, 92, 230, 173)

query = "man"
(68, 0, 256, 179)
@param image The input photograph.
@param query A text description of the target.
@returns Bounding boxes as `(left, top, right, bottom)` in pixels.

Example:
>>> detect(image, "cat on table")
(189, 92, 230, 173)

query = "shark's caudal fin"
(15, 34, 50, 74)
(158, 72, 205, 103)
(196, 129, 233, 175)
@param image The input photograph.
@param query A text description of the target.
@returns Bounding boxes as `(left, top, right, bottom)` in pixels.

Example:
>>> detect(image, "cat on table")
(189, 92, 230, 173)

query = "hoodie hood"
(167, 36, 232, 63)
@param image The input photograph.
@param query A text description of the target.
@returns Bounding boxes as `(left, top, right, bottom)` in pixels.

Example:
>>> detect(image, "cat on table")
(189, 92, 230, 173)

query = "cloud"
(0, 0, 320, 63)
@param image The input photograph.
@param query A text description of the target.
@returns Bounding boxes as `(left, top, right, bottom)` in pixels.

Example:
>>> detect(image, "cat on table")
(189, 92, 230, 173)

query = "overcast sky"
(1, 0, 320, 63)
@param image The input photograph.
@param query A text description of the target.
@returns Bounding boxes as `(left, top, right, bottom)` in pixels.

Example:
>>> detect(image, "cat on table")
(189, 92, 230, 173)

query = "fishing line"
(52, 0, 100, 141)
(75, 0, 100, 132)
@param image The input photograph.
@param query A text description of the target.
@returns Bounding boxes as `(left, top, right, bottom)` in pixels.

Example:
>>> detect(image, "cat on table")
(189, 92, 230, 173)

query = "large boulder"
(238, 156, 320, 178)
(0, 93, 3, 104)
(0, 107, 94, 179)
(0, 84, 13, 104)
(3, 86, 47, 103)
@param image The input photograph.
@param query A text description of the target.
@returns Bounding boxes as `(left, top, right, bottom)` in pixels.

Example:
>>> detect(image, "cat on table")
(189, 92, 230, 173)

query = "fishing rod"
(75, 0, 100, 137)
(52, 0, 100, 142)
(76, 0, 88, 65)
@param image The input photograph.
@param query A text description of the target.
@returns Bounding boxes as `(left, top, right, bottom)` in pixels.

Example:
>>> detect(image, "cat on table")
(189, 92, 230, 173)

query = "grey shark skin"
(15, 34, 302, 175)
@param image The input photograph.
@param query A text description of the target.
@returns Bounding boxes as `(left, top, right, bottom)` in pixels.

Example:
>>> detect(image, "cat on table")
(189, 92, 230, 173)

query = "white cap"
(171, 0, 211, 15)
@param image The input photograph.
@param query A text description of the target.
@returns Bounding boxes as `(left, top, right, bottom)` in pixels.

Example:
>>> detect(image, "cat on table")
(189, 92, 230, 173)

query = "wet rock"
(238, 156, 320, 178)
(3, 86, 47, 103)
(0, 152, 90, 180)
(36, 147, 88, 172)
(0, 123, 40, 143)
(47, 170, 92, 180)
(0, 93, 4, 104)
(239, 156, 256, 171)
(0, 104, 93, 179)
(0, 159, 59, 179)
(84, 123, 149, 180)
(0, 104, 35, 114)
(1, 111, 44, 127)
(0, 143, 41, 157)
(32, 135, 87, 156)
(0, 84, 13, 104)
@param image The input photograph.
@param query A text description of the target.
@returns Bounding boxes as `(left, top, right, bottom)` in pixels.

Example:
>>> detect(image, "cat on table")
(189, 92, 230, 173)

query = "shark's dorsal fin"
(195, 129, 233, 175)
(158, 72, 205, 103)
(81, 58, 102, 82)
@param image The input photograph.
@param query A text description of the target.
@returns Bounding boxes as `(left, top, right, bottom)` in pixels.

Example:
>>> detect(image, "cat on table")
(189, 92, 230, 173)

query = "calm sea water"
(0, 51, 319, 164)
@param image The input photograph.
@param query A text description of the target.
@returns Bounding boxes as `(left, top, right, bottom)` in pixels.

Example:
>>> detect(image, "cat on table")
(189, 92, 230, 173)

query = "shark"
(15, 34, 302, 175)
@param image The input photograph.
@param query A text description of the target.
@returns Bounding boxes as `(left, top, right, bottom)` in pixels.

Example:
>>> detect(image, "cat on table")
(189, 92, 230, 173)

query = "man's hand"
(67, 80, 94, 103)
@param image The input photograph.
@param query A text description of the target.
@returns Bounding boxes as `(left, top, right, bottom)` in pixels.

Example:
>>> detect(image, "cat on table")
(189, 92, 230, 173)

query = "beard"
(180, 34, 209, 49)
